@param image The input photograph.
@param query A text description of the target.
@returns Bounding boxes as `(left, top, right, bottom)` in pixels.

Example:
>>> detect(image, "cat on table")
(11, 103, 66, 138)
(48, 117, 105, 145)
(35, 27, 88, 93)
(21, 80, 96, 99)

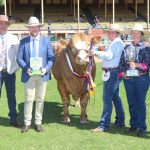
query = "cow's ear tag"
(102, 71, 110, 81)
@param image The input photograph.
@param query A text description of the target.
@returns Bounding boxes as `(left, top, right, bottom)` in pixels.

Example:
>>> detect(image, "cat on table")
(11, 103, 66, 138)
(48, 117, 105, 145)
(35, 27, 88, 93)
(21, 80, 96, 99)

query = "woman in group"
(119, 24, 150, 137)
(91, 24, 125, 133)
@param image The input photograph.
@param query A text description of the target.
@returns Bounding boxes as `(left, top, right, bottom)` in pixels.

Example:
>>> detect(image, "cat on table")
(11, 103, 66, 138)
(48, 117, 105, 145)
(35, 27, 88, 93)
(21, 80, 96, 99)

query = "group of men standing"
(0, 15, 54, 133)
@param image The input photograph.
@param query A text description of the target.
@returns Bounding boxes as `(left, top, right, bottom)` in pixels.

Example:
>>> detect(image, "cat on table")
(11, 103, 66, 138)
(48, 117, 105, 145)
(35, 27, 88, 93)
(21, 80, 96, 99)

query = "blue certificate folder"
(30, 57, 42, 75)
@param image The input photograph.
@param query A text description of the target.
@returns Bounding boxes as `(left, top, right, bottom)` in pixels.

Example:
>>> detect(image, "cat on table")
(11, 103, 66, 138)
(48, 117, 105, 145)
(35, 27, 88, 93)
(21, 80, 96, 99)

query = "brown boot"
(35, 124, 44, 132)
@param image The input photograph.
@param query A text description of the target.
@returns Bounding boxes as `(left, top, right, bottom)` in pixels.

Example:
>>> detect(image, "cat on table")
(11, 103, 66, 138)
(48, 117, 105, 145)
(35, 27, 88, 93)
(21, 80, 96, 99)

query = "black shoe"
(125, 127, 138, 134)
(137, 130, 146, 137)
(35, 124, 44, 132)
(10, 120, 21, 128)
(21, 125, 30, 133)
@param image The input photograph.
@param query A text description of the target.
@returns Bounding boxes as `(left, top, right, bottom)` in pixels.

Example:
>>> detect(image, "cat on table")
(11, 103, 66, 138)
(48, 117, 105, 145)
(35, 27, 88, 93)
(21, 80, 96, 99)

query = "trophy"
(126, 45, 139, 77)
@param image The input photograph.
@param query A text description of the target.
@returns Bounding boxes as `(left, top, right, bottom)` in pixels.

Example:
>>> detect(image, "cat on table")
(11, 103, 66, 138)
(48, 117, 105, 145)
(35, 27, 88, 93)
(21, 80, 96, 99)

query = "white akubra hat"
(130, 23, 148, 35)
(105, 24, 124, 34)
(26, 16, 44, 27)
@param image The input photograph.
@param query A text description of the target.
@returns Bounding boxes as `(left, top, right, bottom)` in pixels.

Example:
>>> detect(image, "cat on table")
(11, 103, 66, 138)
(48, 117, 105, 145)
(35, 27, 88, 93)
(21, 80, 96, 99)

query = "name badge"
(102, 70, 110, 81)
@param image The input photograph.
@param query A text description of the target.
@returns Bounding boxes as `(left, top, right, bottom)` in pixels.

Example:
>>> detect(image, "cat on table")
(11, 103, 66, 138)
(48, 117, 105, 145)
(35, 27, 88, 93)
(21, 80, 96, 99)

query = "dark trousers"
(98, 70, 125, 130)
(124, 74, 149, 131)
(0, 71, 17, 122)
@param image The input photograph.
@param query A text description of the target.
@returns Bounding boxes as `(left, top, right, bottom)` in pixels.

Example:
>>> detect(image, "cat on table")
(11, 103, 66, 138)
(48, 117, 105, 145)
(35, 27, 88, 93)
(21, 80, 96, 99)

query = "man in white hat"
(17, 16, 55, 133)
(0, 15, 20, 128)
(91, 24, 125, 133)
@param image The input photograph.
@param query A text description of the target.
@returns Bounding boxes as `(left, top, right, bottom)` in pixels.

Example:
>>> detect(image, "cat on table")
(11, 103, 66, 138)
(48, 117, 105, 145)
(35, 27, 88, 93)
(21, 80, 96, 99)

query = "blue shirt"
(94, 37, 125, 68)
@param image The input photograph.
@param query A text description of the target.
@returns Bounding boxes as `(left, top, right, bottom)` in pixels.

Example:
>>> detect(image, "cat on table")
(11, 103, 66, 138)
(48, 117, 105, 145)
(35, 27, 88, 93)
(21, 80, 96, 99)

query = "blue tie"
(32, 38, 37, 57)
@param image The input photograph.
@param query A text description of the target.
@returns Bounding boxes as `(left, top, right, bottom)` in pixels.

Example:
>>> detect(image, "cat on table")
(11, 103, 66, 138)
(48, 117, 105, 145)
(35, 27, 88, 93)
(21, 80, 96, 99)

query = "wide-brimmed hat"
(130, 24, 148, 35)
(105, 24, 124, 34)
(26, 16, 44, 27)
(0, 15, 9, 23)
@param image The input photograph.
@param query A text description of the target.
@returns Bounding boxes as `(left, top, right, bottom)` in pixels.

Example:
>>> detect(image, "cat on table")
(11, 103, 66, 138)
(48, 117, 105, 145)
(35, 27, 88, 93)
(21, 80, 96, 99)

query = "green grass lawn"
(0, 62, 150, 150)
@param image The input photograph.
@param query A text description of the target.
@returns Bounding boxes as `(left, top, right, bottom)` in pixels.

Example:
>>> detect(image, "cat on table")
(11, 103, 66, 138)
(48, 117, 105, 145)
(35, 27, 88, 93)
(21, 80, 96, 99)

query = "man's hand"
(98, 46, 105, 51)
(27, 68, 32, 76)
(40, 68, 47, 76)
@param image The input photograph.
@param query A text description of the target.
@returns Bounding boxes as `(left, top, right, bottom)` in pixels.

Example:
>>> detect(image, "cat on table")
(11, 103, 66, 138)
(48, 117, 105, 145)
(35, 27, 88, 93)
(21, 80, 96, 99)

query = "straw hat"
(26, 16, 44, 27)
(130, 24, 148, 35)
(0, 15, 9, 23)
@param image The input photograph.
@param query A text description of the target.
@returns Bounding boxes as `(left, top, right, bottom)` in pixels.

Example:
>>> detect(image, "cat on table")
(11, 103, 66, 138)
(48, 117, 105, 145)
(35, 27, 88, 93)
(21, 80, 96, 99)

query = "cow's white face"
(74, 40, 90, 65)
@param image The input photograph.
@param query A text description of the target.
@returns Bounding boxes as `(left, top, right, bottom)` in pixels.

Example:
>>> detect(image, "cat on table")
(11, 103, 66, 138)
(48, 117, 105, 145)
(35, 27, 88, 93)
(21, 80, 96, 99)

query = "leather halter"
(65, 47, 95, 93)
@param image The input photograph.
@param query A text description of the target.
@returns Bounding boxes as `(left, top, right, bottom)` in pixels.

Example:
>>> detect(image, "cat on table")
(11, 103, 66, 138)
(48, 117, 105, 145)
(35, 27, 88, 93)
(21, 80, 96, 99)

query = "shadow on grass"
(1, 101, 150, 139)
(17, 100, 99, 130)
(106, 123, 150, 139)
(17, 101, 63, 125)
(0, 117, 10, 127)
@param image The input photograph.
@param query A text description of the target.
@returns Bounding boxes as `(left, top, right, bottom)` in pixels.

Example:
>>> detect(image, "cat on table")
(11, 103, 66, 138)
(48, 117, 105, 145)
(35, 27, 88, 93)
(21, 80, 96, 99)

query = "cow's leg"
(80, 92, 89, 124)
(57, 82, 70, 124)
(62, 97, 70, 124)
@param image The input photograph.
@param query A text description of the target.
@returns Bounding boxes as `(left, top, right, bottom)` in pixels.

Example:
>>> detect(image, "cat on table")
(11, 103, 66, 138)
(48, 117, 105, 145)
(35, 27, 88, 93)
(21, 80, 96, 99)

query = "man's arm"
(17, 40, 28, 72)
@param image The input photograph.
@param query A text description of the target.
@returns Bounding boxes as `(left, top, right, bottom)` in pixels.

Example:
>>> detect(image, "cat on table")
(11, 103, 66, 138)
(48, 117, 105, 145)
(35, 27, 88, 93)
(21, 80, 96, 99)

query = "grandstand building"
(0, 0, 149, 41)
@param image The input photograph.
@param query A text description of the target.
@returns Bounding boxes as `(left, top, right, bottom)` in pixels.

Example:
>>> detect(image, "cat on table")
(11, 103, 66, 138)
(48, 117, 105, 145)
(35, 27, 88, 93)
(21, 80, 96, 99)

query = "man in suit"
(0, 15, 20, 127)
(17, 16, 54, 133)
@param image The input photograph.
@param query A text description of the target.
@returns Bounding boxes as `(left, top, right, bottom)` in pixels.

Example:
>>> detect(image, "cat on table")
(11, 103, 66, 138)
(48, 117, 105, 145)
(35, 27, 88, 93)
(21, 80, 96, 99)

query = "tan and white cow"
(52, 32, 101, 124)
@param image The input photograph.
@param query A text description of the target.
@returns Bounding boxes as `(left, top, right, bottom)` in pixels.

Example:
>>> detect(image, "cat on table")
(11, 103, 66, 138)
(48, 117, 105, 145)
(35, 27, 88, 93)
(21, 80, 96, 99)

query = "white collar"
(0, 33, 7, 39)
(110, 36, 123, 45)
(31, 34, 40, 41)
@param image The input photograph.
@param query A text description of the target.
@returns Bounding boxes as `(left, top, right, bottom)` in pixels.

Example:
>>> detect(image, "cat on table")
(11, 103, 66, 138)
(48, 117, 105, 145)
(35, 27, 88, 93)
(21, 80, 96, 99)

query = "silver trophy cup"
(126, 46, 139, 77)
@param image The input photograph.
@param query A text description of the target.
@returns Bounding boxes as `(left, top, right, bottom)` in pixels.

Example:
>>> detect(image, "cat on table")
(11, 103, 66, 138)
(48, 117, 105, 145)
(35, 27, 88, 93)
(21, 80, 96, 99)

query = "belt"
(125, 71, 148, 79)
(102, 67, 119, 72)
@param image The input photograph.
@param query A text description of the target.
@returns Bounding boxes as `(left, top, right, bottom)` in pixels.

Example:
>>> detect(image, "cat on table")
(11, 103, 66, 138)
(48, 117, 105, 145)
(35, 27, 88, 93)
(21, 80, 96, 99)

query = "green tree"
(0, 0, 4, 6)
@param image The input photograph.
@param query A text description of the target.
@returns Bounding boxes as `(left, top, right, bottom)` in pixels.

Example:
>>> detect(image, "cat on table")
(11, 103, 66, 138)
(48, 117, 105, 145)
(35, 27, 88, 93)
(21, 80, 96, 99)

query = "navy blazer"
(17, 35, 54, 83)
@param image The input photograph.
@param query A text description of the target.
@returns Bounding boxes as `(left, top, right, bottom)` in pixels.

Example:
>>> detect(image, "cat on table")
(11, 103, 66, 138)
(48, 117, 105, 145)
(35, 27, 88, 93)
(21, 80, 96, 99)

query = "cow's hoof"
(62, 118, 70, 124)
(80, 120, 88, 124)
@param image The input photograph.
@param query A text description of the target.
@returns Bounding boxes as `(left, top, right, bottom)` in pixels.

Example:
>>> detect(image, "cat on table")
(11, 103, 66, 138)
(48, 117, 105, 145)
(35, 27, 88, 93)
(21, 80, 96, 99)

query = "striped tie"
(0, 36, 6, 68)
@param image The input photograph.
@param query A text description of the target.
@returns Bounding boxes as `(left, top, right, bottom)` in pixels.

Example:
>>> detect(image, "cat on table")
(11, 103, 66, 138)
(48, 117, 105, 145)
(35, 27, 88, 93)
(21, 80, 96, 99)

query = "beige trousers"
(24, 75, 47, 125)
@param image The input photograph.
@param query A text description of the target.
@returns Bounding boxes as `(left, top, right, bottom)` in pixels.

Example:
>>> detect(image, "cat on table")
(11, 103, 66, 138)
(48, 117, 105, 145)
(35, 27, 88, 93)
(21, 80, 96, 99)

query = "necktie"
(0, 36, 6, 67)
(32, 38, 37, 57)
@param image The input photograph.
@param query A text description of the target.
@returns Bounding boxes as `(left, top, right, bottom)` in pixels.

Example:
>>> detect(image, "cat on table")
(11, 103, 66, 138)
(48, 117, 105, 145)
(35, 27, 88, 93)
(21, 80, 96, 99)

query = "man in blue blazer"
(17, 16, 54, 133)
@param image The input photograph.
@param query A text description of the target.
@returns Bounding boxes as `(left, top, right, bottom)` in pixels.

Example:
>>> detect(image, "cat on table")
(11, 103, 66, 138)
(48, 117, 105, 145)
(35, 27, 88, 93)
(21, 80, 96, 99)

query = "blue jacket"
(17, 35, 54, 83)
